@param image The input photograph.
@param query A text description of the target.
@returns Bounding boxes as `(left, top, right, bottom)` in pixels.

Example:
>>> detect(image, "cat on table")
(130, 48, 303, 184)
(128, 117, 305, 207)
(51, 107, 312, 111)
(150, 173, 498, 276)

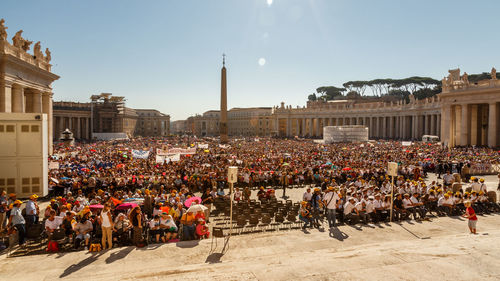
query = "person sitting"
(61, 211, 76, 243)
(113, 213, 131, 245)
(195, 219, 209, 239)
(257, 187, 267, 202)
(149, 215, 163, 243)
(298, 201, 312, 229)
(438, 193, 455, 215)
(344, 198, 359, 225)
(74, 215, 93, 250)
(160, 213, 178, 242)
(44, 209, 62, 241)
(410, 193, 427, 219)
(402, 193, 418, 220)
(393, 194, 408, 221)
(234, 188, 242, 202)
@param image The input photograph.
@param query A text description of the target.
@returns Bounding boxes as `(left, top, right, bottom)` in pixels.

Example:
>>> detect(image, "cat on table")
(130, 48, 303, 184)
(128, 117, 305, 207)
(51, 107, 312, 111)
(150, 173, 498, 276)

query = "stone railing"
(442, 79, 500, 93)
(274, 97, 441, 116)
(0, 40, 52, 72)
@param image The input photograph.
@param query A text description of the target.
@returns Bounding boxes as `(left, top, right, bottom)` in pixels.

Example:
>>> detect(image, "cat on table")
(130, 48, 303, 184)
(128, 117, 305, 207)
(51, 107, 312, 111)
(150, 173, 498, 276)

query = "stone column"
(488, 102, 497, 147)
(402, 116, 407, 140)
(301, 118, 306, 137)
(11, 85, 25, 113)
(77, 117, 81, 139)
(295, 118, 299, 136)
(42, 93, 53, 154)
(441, 106, 451, 146)
(285, 117, 291, 137)
(309, 118, 314, 136)
(318, 118, 323, 136)
(389, 116, 394, 139)
(460, 104, 469, 146)
(430, 114, 436, 136)
(437, 114, 441, 139)
(470, 106, 478, 145)
(382, 117, 387, 139)
(32, 91, 42, 113)
(0, 83, 12, 112)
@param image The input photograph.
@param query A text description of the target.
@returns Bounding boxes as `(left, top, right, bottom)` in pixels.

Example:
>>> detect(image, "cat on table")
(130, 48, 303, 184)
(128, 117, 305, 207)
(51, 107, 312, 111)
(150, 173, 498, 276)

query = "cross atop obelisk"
(220, 54, 228, 143)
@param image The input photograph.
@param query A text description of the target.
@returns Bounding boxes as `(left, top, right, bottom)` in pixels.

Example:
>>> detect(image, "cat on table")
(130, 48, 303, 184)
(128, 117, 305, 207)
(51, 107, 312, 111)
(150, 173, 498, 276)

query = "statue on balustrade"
(45, 48, 51, 63)
(33, 41, 44, 59)
(461, 72, 469, 86)
(0, 19, 7, 41)
(409, 94, 416, 104)
(491, 67, 497, 80)
(12, 30, 24, 48)
(21, 39, 33, 52)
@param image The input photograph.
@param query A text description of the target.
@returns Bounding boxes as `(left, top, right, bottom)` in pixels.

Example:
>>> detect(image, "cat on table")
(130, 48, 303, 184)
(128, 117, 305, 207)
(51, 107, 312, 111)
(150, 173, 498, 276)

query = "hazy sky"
(3, 0, 500, 120)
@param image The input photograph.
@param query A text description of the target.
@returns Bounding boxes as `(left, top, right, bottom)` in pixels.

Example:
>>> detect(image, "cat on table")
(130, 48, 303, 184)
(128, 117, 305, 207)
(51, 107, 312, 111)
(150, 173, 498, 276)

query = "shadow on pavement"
(329, 227, 349, 241)
(105, 246, 134, 264)
(59, 252, 104, 278)
(175, 240, 199, 248)
(205, 252, 224, 264)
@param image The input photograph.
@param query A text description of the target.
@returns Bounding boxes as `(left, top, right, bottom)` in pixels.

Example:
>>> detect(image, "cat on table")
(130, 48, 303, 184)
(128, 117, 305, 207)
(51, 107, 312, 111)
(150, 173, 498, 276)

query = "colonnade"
(53, 116, 91, 140)
(277, 113, 441, 140)
(442, 102, 499, 147)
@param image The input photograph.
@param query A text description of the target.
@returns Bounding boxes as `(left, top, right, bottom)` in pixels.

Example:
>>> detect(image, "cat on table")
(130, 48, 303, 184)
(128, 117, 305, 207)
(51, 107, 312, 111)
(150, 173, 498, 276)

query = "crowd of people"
(297, 175, 499, 230)
(0, 136, 499, 252)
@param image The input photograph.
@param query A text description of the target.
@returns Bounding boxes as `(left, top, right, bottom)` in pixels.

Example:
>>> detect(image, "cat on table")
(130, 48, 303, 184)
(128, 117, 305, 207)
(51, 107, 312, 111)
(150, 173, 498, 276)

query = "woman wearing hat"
(8, 200, 26, 246)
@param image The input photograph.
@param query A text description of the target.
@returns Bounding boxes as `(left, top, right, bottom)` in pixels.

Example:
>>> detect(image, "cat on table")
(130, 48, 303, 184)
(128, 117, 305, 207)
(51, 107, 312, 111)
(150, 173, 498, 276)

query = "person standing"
(323, 187, 339, 228)
(25, 194, 39, 226)
(129, 206, 143, 246)
(100, 203, 113, 249)
(8, 200, 26, 246)
(462, 201, 477, 234)
(201, 188, 214, 222)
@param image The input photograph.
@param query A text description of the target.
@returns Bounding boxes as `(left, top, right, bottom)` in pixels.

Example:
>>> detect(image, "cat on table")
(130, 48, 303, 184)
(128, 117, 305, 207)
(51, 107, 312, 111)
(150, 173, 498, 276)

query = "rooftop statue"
(12, 30, 24, 48)
(0, 19, 7, 41)
(492, 67, 497, 80)
(33, 41, 43, 59)
(22, 38, 33, 52)
(461, 72, 469, 85)
(45, 48, 51, 63)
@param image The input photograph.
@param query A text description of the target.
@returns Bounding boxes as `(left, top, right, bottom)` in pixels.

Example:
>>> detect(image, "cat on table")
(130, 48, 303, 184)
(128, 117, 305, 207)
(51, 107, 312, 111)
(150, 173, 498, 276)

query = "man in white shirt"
(443, 171, 454, 189)
(323, 187, 340, 228)
(402, 194, 417, 220)
(470, 178, 481, 193)
(343, 198, 359, 225)
(366, 196, 377, 223)
(303, 188, 312, 202)
(438, 193, 455, 215)
(354, 200, 368, 224)
(410, 193, 426, 219)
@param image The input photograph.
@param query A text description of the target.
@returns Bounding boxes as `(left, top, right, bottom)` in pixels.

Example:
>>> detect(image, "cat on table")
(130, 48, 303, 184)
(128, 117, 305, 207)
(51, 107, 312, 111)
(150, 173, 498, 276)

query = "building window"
(21, 125, 29, 132)
(31, 125, 39, 132)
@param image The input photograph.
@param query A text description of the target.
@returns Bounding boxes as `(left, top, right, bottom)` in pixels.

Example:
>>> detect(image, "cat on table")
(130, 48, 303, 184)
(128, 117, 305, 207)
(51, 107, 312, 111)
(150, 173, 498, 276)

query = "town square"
(1, 1, 500, 280)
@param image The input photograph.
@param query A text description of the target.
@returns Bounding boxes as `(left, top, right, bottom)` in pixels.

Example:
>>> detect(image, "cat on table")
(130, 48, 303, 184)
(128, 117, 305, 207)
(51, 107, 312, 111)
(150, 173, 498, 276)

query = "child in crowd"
(463, 201, 477, 234)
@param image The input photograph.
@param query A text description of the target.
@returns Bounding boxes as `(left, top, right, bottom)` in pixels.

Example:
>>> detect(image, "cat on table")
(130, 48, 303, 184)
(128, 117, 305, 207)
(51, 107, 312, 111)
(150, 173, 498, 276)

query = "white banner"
(132, 150, 150, 159)
(197, 144, 209, 149)
(156, 149, 169, 156)
(219, 144, 230, 149)
(168, 148, 196, 155)
(48, 161, 59, 170)
(402, 141, 412, 146)
(156, 153, 180, 163)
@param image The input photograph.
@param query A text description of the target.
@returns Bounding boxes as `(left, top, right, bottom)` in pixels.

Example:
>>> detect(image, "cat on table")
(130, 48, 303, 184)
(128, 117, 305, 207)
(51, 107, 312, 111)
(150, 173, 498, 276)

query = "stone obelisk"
(220, 54, 228, 143)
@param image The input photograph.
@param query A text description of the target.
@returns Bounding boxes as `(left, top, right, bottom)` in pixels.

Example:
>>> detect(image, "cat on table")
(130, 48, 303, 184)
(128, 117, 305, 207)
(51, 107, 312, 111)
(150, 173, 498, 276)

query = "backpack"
(47, 241, 59, 252)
